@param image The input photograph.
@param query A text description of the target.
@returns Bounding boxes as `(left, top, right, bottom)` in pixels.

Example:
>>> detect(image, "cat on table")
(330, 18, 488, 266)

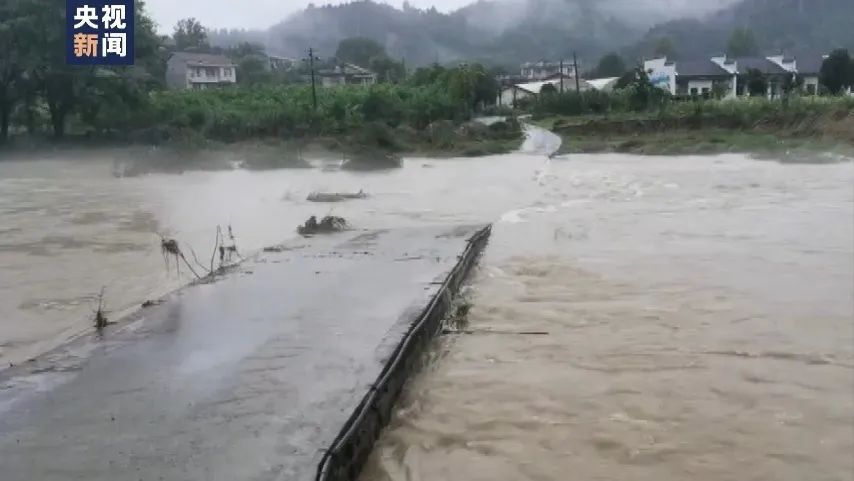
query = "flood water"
(1, 130, 853, 480)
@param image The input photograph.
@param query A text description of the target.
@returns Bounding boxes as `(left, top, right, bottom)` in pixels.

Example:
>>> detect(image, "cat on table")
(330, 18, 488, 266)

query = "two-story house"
(316, 63, 376, 87)
(166, 52, 237, 90)
(520, 60, 577, 80)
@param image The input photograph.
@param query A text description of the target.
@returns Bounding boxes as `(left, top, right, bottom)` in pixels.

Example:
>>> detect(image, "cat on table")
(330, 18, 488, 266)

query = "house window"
(690, 87, 699, 95)
(223, 68, 232, 77)
(806, 83, 816, 95)
(701, 87, 710, 95)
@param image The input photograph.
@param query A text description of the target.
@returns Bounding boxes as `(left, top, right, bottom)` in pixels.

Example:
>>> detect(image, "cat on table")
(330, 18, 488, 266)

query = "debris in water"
(160, 236, 203, 279)
(93, 287, 110, 331)
(306, 190, 367, 202)
(297, 215, 349, 236)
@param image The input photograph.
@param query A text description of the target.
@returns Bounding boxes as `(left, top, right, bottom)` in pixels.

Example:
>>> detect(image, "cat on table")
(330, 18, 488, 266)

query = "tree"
(745, 68, 768, 96)
(369, 56, 405, 83)
(781, 74, 804, 97)
(0, 0, 22, 141)
(727, 28, 758, 58)
(335, 37, 385, 68)
(173, 18, 209, 51)
(540, 83, 557, 96)
(820, 48, 853, 95)
(591, 52, 626, 78)
(654, 37, 676, 59)
(615, 66, 664, 111)
(236, 56, 271, 86)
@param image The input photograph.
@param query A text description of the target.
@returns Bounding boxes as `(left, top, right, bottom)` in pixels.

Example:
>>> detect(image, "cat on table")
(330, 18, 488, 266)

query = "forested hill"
(632, 0, 854, 60)
(262, 0, 648, 68)
(210, 0, 854, 68)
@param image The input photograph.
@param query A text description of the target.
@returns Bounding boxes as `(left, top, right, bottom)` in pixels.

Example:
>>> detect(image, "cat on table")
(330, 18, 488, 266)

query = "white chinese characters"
(70, 2, 131, 63)
(102, 32, 127, 58)
(102, 5, 127, 29)
(73, 5, 99, 29)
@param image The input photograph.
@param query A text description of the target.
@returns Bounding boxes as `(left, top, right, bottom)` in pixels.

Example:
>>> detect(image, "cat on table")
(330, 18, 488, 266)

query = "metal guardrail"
(315, 225, 492, 481)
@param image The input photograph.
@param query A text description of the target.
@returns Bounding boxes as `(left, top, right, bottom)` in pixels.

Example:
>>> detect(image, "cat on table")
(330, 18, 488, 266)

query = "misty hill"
(262, 0, 739, 68)
(633, 0, 854, 59)
(212, 0, 852, 70)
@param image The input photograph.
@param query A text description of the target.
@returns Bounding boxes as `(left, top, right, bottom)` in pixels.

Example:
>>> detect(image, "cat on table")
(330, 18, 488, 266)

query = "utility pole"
(573, 51, 580, 93)
(559, 59, 564, 93)
(304, 47, 320, 112)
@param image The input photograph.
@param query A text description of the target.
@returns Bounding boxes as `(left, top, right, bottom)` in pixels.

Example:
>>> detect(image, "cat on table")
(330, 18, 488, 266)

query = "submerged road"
(0, 225, 488, 481)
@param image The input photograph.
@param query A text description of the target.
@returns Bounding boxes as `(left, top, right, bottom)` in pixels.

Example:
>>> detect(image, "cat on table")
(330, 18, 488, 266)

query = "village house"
(520, 60, 577, 80)
(766, 52, 825, 95)
(317, 63, 377, 87)
(267, 54, 296, 72)
(498, 74, 613, 107)
(645, 53, 828, 99)
(166, 52, 237, 90)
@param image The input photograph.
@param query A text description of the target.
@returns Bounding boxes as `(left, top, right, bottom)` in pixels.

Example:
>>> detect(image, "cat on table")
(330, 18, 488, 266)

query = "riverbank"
(532, 97, 854, 158)
(0, 119, 524, 174)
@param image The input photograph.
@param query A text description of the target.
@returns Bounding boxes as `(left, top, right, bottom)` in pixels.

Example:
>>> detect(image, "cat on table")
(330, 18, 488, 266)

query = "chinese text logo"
(66, 1, 135, 65)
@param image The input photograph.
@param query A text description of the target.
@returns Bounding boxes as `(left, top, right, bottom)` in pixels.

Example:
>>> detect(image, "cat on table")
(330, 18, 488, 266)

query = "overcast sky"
(144, 0, 471, 32)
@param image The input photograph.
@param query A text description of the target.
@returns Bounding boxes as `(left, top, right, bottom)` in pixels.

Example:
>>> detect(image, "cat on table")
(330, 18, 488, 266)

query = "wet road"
(0, 225, 485, 481)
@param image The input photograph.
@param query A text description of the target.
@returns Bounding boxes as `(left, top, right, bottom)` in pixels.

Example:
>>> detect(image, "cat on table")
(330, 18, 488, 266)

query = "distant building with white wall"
(520, 60, 578, 80)
(645, 52, 828, 99)
(166, 52, 237, 90)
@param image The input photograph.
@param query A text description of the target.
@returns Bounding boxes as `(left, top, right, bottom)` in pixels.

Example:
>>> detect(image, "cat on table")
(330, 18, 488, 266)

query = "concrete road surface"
(0, 225, 486, 481)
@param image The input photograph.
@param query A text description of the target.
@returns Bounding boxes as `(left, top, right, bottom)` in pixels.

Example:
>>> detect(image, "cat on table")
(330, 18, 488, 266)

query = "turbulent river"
(1, 128, 852, 480)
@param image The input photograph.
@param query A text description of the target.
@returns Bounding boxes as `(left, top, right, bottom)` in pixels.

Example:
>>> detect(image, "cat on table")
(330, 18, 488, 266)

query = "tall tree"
(726, 28, 759, 57)
(173, 18, 209, 51)
(654, 37, 676, 59)
(335, 37, 385, 67)
(592, 52, 627, 78)
(0, 0, 22, 141)
(745, 68, 768, 96)
(820, 48, 853, 95)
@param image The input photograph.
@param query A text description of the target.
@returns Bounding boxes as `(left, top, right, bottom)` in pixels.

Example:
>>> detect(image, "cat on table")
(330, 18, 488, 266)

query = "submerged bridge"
(0, 224, 491, 481)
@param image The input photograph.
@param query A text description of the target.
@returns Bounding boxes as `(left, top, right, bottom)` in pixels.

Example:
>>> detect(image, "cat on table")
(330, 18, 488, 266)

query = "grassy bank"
(0, 117, 523, 175)
(531, 97, 854, 157)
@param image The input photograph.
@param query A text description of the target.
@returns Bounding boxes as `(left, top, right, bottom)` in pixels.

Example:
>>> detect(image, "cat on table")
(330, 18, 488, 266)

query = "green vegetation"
(532, 96, 854, 156)
(0, 1, 520, 159)
(726, 28, 759, 58)
(589, 53, 627, 79)
(335, 37, 405, 83)
(820, 49, 854, 96)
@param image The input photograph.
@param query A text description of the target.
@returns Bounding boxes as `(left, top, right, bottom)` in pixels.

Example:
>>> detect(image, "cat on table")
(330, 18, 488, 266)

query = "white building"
(498, 75, 594, 106)
(645, 53, 828, 99)
(317, 63, 377, 87)
(166, 52, 237, 90)
(520, 60, 577, 80)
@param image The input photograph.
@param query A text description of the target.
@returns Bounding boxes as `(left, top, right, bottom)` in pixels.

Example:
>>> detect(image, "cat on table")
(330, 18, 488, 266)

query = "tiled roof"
(734, 57, 789, 75)
(171, 52, 235, 67)
(676, 59, 731, 77)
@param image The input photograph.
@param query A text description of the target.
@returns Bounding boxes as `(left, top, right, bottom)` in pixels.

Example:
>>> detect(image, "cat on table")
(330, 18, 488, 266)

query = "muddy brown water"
(1, 130, 852, 480)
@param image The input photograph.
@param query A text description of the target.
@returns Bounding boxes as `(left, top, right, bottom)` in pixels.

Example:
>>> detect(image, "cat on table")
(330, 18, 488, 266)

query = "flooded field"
(1, 133, 852, 480)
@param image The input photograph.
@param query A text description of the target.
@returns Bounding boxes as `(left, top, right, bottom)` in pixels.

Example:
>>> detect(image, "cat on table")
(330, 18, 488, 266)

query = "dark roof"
(734, 57, 788, 75)
(795, 54, 825, 75)
(318, 63, 375, 77)
(676, 59, 731, 77)
(170, 52, 235, 67)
